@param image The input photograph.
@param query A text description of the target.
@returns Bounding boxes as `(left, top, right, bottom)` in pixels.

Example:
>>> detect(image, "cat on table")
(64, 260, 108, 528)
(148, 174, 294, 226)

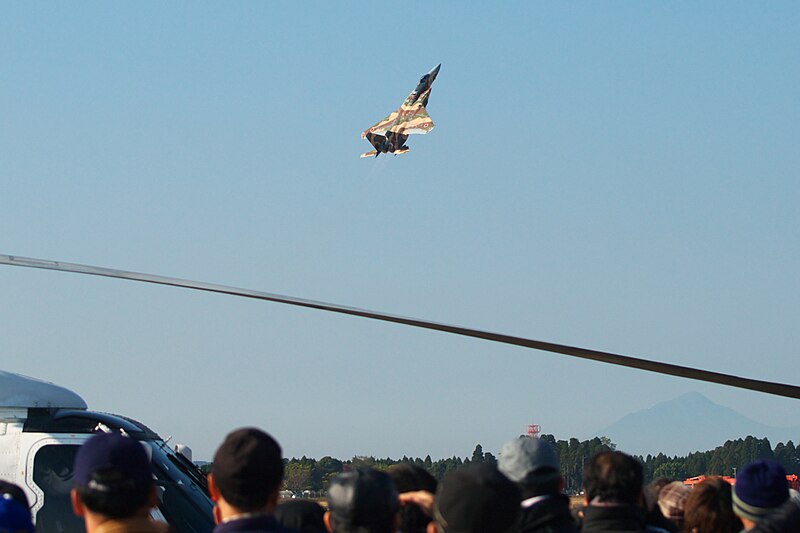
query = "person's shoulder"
(241, 529, 296, 533)
(94, 517, 172, 533)
(213, 528, 297, 533)
(747, 497, 800, 533)
(212, 520, 298, 533)
(271, 526, 298, 533)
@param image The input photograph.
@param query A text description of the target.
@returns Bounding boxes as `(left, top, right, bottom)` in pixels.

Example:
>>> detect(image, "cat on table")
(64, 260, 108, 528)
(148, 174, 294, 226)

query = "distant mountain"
(596, 392, 800, 457)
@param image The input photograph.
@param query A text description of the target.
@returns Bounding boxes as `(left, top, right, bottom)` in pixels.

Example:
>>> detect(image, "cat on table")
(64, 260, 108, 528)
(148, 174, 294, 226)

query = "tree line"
(639, 436, 800, 482)
(199, 435, 800, 494)
(279, 443, 498, 494)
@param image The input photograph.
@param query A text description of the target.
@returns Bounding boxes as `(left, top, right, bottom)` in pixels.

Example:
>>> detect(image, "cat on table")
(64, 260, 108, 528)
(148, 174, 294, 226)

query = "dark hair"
(387, 464, 437, 493)
(212, 428, 284, 511)
(644, 477, 674, 511)
(583, 451, 643, 505)
(518, 467, 561, 499)
(387, 463, 437, 533)
(328, 515, 394, 533)
(275, 500, 326, 533)
(76, 468, 151, 518)
(684, 477, 742, 533)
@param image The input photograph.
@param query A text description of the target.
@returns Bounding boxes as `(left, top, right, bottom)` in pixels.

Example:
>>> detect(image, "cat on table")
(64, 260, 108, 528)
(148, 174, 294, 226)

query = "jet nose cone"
(429, 63, 441, 81)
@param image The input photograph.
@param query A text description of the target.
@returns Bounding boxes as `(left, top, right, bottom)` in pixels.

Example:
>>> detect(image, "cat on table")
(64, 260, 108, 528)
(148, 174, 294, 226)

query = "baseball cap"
(435, 464, 520, 533)
(498, 437, 560, 484)
(0, 494, 34, 533)
(0, 482, 28, 509)
(73, 433, 153, 493)
(327, 467, 399, 528)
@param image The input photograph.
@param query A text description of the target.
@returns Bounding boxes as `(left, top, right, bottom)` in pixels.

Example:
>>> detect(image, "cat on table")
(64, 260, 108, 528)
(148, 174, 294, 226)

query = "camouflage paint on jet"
(360, 64, 440, 158)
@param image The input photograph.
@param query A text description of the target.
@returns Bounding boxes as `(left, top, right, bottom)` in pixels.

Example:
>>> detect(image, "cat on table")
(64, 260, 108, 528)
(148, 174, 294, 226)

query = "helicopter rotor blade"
(2, 253, 799, 400)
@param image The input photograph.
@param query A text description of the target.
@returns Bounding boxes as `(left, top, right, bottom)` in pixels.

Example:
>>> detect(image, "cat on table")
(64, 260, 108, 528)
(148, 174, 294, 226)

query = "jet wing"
(388, 104, 435, 136)
(361, 110, 399, 139)
(364, 131, 386, 151)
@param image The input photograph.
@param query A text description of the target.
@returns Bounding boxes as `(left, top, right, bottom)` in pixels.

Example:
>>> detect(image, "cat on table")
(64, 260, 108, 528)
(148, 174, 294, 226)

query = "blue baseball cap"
(0, 495, 34, 533)
(73, 433, 153, 492)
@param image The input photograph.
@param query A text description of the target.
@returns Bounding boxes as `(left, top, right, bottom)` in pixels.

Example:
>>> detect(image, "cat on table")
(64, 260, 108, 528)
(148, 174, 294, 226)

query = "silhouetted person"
(580, 451, 668, 533)
(428, 464, 519, 533)
(732, 460, 790, 531)
(642, 479, 677, 533)
(70, 433, 168, 533)
(325, 467, 399, 533)
(388, 464, 437, 533)
(208, 428, 294, 533)
(683, 477, 742, 533)
(498, 436, 578, 533)
(275, 501, 325, 533)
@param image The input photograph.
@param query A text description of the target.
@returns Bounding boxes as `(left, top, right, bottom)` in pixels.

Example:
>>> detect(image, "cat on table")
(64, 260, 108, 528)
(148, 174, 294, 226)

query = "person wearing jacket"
(498, 437, 578, 533)
(70, 433, 170, 533)
(579, 451, 669, 533)
(208, 428, 295, 533)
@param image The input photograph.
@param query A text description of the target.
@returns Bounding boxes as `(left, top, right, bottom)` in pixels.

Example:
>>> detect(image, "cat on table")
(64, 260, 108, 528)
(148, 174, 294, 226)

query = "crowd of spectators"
(2, 429, 799, 533)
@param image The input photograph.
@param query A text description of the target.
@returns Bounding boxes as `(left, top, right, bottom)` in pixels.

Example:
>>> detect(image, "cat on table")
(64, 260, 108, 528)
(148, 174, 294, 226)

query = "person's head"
(732, 460, 789, 530)
(209, 427, 284, 519)
(429, 464, 519, 533)
(583, 451, 643, 506)
(275, 500, 326, 533)
(657, 481, 690, 528)
(0, 482, 34, 533)
(683, 477, 742, 533)
(387, 464, 437, 533)
(70, 433, 157, 521)
(325, 467, 399, 533)
(387, 464, 437, 495)
(644, 477, 673, 512)
(498, 437, 562, 499)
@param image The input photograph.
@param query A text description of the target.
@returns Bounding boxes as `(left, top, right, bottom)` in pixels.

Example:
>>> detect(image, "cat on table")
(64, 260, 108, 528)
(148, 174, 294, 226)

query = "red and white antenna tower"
(527, 421, 541, 438)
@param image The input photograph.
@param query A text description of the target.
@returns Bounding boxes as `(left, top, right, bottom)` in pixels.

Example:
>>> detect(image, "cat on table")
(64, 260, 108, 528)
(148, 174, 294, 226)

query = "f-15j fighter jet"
(360, 64, 440, 158)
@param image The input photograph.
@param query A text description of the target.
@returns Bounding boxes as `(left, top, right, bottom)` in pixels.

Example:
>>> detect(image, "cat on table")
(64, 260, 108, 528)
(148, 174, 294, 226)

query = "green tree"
(350, 456, 374, 469)
(653, 459, 687, 480)
(471, 445, 485, 464)
(775, 441, 799, 474)
(599, 436, 616, 451)
(284, 462, 313, 491)
(314, 456, 343, 490)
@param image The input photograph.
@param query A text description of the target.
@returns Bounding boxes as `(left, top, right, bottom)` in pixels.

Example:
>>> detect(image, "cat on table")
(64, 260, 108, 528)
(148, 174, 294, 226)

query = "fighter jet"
(360, 64, 440, 158)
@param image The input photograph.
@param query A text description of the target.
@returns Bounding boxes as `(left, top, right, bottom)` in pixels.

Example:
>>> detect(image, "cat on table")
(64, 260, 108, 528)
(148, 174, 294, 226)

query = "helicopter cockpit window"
(148, 443, 214, 533)
(30, 440, 212, 533)
(32, 444, 85, 533)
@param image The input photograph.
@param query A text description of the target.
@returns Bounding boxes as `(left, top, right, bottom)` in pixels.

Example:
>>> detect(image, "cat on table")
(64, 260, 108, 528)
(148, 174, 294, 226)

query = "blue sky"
(2, 3, 799, 461)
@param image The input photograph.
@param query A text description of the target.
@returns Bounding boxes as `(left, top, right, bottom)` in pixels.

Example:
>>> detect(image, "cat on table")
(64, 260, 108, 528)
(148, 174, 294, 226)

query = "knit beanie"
(732, 460, 789, 522)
